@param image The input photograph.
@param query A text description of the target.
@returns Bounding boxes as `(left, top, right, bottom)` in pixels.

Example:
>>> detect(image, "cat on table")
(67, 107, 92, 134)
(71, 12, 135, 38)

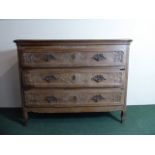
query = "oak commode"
(14, 39, 132, 125)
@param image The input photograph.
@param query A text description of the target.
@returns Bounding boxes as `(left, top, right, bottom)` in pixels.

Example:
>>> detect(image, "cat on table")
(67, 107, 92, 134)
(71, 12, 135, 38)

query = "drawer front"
(24, 88, 124, 107)
(23, 68, 125, 88)
(21, 50, 126, 67)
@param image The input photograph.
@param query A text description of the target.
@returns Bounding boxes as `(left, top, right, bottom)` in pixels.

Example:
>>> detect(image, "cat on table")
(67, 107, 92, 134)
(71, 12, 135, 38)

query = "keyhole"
(73, 96, 77, 101)
(71, 54, 76, 60)
(72, 75, 76, 81)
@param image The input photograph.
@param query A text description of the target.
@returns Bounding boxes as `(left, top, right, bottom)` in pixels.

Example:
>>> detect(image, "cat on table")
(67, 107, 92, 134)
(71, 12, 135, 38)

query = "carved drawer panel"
(24, 88, 124, 107)
(21, 50, 126, 67)
(23, 68, 125, 88)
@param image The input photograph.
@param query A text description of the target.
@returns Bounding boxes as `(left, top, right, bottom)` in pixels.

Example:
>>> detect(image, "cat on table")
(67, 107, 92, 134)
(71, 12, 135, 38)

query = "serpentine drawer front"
(24, 88, 124, 107)
(14, 39, 132, 125)
(20, 49, 126, 67)
(22, 68, 125, 88)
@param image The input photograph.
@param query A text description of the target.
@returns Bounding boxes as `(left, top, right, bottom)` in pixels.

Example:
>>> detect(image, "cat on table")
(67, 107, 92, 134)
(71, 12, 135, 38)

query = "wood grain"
(23, 68, 125, 88)
(26, 106, 124, 113)
(14, 39, 132, 124)
(21, 50, 126, 67)
(24, 88, 124, 107)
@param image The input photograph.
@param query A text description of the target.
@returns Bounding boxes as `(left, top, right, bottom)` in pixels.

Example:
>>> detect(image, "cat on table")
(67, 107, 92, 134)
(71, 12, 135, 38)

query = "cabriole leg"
(120, 110, 125, 123)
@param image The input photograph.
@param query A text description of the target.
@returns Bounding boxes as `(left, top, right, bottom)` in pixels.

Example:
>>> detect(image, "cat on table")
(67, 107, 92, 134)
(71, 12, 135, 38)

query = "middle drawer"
(23, 68, 125, 88)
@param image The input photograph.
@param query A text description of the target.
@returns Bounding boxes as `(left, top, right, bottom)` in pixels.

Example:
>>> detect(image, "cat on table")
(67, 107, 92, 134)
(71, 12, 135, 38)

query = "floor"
(0, 105, 155, 135)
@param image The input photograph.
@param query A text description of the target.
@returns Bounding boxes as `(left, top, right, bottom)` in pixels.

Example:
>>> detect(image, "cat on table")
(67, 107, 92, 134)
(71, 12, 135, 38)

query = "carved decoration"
(114, 72, 123, 83)
(91, 95, 105, 102)
(43, 75, 57, 82)
(44, 54, 55, 62)
(113, 51, 124, 63)
(24, 53, 36, 63)
(23, 53, 56, 63)
(46, 96, 57, 103)
(91, 75, 106, 83)
(92, 54, 106, 61)
(25, 71, 124, 86)
(112, 94, 121, 102)
(25, 91, 122, 106)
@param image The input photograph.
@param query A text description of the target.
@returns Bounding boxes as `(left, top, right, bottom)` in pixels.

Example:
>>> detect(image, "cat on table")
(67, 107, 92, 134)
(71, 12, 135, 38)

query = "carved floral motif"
(23, 53, 36, 63)
(113, 51, 124, 63)
(92, 54, 106, 61)
(46, 96, 57, 103)
(91, 75, 106, 83)
(91, 95, 105, 102)
(44, 54, 55, 61)
(43, 75, 57, 82)
(23, 53, 56, 63)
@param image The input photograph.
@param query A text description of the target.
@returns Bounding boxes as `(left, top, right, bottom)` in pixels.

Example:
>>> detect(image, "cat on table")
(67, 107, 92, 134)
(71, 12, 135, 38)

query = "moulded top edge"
(14, 39, 132, 45)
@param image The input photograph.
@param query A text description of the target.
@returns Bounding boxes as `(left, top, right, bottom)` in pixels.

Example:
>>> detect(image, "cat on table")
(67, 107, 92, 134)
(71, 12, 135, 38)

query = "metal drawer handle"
(91, 75, 106, 83)
(43, 75, 57, 82)
(91, 95, 105, 102)
(46, 96, 57, 103)
(92, 54, 106, 61)
(44, 54, 55, 61)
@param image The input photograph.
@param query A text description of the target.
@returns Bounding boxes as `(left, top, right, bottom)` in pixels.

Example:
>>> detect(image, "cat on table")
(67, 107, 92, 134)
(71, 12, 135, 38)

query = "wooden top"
(14, 39, 132, 46)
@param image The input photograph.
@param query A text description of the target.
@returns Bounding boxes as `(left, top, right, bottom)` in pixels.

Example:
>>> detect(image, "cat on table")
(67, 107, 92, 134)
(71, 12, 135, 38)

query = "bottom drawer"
(24, 88, 124, 107)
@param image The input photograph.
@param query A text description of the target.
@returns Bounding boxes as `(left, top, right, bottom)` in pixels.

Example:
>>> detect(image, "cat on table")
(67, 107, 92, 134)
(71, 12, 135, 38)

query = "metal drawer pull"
(46, 96, 57, 103)
(44, 54, 55, 61)
(92, 54, 106, 61)
(43, 75, 57, 82)
(91, 95, 105, 102)
(91, 75, 106, 82)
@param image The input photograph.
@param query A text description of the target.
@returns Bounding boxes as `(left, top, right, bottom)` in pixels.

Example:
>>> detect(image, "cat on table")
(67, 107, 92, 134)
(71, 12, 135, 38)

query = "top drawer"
(19, 45, 127, 68)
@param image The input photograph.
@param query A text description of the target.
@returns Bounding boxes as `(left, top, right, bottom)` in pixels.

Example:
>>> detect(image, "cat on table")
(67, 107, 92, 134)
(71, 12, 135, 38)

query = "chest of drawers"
(14, 39, 132, 125)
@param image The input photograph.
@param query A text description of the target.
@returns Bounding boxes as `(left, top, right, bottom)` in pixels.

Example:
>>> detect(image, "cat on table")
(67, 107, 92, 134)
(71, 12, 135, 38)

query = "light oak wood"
(14, 39, 132, 125)
(23, 68, 125, 88)
(24, 88, 124, 107)
(27, 106, 124, 113)
(20, 50, 126, 67)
